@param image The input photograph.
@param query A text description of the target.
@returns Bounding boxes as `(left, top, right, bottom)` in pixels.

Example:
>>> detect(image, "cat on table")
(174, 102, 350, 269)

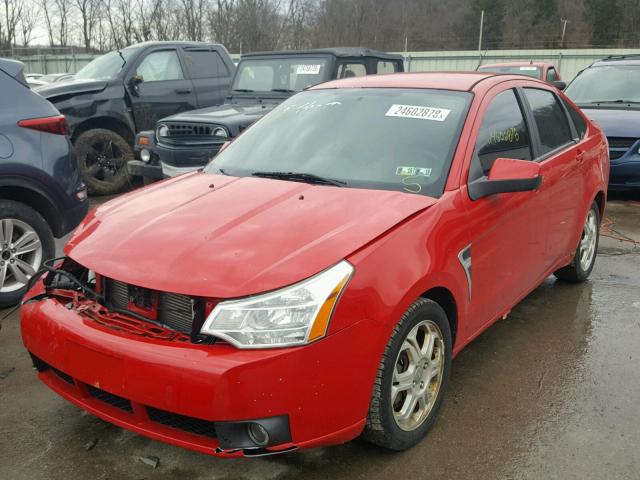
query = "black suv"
(37, 41, 235, 195)
(129, 48, 404, 180)
(0, 59, 88, 306)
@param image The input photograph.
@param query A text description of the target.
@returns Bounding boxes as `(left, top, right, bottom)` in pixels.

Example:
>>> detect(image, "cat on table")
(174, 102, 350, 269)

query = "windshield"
(479, 65, 541, 79)
(232, 57, 330, 93)
(207, 88, 472, 197)
(565, 65, 640, 104)
(75, 47, 141, 80)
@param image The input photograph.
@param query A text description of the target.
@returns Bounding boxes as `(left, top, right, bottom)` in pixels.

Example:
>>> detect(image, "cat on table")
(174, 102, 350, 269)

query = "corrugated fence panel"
(8, 48, 640, 80)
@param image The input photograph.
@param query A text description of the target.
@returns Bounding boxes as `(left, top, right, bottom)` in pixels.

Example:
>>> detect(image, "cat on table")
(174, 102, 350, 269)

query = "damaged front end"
(25, 257, 215, 345)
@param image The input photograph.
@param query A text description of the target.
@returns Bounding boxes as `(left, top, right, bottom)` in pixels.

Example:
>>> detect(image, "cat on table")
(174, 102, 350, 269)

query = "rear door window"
(546, 68, 558, 82)
(561, 97, 588, 140)
(337, 63, 367, 78)
(377, 61, 399, 74)
(470, 89, 533, 181)
(183, 49, 228, 79)
(523, 88, 573, 156)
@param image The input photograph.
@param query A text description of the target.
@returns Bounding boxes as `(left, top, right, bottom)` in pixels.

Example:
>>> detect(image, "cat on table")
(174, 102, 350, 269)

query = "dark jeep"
(37, 41, 235, 195)
(129, 48, 404, 180)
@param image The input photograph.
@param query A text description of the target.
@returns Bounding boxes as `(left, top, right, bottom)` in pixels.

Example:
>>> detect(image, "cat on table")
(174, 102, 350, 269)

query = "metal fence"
(4, 48, 640, 80)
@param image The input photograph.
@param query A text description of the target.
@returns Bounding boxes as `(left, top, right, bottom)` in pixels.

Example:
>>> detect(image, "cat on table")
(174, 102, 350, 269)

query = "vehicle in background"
(0, 59, 88, 306)
(26, 78, 49, 89)
(25, 73, 44, 80)
(22, 71, 607, 456)
(38, 73, 75, 84)
(36, 41, 235, 195)
(565, 55, 640, 191)
(477, 61, 565, 89)
(129, 48, 404, 182)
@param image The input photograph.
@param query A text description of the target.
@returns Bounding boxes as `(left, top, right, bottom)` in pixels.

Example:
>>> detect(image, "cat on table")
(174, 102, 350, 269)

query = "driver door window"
(469, 89, 532, 182)
(136, 50, 184, 82)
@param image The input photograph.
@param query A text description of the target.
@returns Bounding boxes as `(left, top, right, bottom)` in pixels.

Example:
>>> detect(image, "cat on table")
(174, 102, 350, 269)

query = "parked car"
(0, 59, 88, 307)
(564, 54, 640, 191)
(25, 73, 43, 80)
(21, 71, 607, 456)
(129, 48, 404, 182)
(36, 41, 235, 195)
(37, 73, 75, 84)
(477, 61, 565, 89)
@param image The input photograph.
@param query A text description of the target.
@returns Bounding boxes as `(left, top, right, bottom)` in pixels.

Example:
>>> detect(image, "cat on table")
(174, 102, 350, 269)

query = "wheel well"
(0, 186, 61, 237)
(71, 117, 134, 145)
(594, 190, 606, 218)
(420, 287, 458, 345)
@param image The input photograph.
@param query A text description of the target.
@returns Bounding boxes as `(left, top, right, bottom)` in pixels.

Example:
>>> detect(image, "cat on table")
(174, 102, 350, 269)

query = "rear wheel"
(554, 201, 600, 282)
(0, 200, 54, 307)
(75, 128, 133, 195)
(362, 298, 452, 451)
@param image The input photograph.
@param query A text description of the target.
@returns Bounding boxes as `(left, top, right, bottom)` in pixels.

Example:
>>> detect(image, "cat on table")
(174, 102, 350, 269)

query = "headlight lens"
(201, 261, 353, 348)
(212, 126, 228, 138)
(156, 124, 169, 138)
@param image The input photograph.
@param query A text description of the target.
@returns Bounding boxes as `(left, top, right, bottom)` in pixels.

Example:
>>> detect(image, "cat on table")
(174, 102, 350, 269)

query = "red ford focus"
(21, 72, 608, 457)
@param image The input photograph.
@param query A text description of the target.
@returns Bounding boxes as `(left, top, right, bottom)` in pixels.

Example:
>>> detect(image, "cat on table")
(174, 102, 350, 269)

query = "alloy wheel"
(579, 209, 598, 271)
(85, 140, 125, 182)
(0, 218, 43, 292)
(391, 319, 445, 431)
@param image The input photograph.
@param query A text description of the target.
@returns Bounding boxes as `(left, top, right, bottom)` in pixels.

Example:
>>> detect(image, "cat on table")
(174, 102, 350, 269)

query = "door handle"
(576, 148, 585, 163)
(175, 88, 192, 94)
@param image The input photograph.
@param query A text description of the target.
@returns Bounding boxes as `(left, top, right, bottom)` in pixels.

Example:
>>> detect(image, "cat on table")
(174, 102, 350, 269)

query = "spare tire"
(75, 128, 133, 195)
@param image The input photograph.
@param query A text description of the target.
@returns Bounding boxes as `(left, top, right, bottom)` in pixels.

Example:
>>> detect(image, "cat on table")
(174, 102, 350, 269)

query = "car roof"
(591, 56, 640, 67)
(479, 61, 552, 68)
(311, 71, 541, 92)
(131, 40, 226, 48)
(242, 47, 403, 61)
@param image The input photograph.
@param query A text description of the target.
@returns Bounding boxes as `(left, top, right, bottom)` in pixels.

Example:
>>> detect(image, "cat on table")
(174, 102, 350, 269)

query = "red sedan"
(21, 72, 608, 457)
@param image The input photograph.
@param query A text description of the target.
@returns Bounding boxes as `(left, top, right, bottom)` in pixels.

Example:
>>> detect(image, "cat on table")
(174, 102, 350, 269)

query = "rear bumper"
(20, 295, 370, 456)
(609, 160, 640, 190)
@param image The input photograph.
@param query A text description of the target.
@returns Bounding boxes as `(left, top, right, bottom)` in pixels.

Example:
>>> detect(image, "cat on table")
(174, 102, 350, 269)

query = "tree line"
(1, 0, 638, 54)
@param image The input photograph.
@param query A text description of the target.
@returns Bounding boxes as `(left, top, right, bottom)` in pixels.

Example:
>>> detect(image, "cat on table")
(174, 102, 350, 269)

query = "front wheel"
(75, 128, 134, 196)
(554, 201, 600, 282)
(362, 298, 452, 451)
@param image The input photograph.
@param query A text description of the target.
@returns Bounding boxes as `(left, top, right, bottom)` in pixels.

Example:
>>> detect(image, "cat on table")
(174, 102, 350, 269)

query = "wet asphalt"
(1, 195, 639, 480)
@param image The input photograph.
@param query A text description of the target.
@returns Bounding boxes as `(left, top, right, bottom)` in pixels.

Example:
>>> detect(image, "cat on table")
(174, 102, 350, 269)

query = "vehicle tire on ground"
(362, 298, 452, 451)
(75, 128, 134, 196)
(0, 200, 54, 308)
(554, 201, 600, 283)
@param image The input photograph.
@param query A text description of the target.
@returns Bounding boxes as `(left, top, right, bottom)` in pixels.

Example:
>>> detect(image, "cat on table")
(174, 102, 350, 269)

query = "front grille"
(87, 385, 133, 413)
(147, 407, 217, 439)
(607, 137, 638, 160)
(164, 122, 222, 137)
(52, 367, 74, 385)
(103, 278, 197, 335)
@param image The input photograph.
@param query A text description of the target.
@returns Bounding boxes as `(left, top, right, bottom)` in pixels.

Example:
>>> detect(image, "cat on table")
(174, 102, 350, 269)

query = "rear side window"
(337, 63, 366, 78)
(377, 61, 398, 74)
(183, 50, 229, 79)
(470, 89, 532, 181)
(546, 68, 558, 82)
(523, 88, 573, 155)
(136, 50, 184, 82)
(561, 97, 588, 139)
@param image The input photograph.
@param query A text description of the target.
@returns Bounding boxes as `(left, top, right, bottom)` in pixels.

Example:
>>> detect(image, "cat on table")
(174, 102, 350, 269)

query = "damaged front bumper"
(20, 277, 368, 457)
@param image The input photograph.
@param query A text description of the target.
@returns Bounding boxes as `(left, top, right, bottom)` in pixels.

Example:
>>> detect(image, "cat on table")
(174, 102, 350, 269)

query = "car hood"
(162, 102, 276, 131)
(579, 106, 640, 138)
(66, 172, 436, 298)
(36, 78, 108, 100)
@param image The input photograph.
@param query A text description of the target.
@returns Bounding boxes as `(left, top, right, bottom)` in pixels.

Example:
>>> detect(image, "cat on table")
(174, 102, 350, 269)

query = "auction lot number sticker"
(296, 64, 322, 75)
(386, 104, 451, 122)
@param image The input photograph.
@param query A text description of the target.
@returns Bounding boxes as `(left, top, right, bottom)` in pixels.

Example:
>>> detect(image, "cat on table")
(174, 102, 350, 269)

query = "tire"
(554, 201, 600, 283)
(0, 200, 55, 308)
(362, 298, 452, 451)
(75, 128, 134, 196)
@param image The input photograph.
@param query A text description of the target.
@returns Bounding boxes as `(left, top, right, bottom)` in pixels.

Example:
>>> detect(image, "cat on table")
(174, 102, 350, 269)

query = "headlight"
(201, 261, 353, 349)
(212, 126, 228, 138)
(140, 148, 151, 163)
(156, 124, 169, 138)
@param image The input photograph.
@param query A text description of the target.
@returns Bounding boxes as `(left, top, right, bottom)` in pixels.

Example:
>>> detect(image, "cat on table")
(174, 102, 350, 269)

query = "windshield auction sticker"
(385, 105, 451, 122)
(296, 64, 322, 75)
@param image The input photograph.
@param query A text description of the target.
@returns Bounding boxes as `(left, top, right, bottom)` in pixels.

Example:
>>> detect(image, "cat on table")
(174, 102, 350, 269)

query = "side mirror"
(128, 75, 144, 94)
(552, 80, 566, 90)
(219, 140, 231, 153)
(468, 158, 542, 200)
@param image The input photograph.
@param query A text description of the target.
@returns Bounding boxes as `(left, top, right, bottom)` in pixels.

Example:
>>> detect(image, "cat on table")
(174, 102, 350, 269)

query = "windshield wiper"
(232, 88, 255, 93)
(251, 171, 347, 187)
(588, 99, 640, 104)
(271, 88, 295, 93)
